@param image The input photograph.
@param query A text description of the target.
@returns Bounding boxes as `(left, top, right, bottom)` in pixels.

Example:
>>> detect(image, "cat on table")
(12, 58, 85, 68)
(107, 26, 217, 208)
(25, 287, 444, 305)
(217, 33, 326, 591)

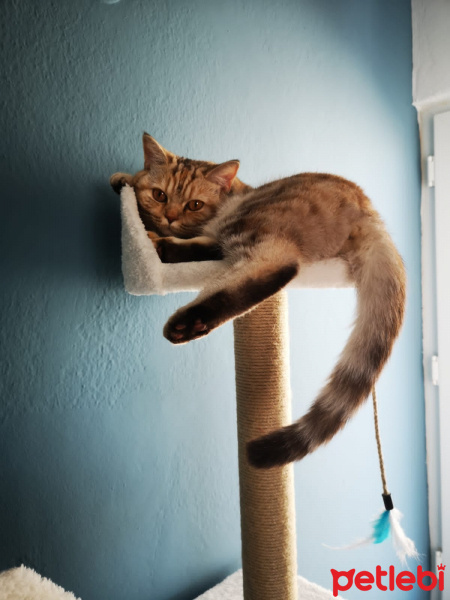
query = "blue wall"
(0, 1, 427, 599)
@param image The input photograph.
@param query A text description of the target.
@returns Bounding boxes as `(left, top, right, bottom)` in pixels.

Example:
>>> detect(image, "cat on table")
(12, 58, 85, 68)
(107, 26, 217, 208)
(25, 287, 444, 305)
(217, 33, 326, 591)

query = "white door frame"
(417, 103, 450, 600)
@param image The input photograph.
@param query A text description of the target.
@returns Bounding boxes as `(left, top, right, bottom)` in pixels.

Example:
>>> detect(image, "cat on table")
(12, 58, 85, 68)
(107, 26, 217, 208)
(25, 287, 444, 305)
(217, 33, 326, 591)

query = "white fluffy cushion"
(0, 566, 80, 600)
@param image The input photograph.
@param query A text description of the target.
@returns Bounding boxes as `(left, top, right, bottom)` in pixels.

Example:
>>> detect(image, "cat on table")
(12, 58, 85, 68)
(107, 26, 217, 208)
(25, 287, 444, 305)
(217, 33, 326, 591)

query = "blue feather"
(372, 510, 391, 544)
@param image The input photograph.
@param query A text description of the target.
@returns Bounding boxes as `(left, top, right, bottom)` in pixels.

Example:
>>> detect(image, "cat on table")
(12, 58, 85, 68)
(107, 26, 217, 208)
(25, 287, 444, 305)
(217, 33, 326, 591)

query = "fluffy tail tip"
(246, 428, 308, 469)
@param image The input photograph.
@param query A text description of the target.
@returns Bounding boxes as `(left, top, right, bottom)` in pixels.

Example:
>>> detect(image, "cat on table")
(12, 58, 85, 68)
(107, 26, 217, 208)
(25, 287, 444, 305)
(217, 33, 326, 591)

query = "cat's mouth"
(167, 221, 186, 236)
(160, 219, 201, 239)
(155, 220, 177, 236)
(165, 222, 179, 235)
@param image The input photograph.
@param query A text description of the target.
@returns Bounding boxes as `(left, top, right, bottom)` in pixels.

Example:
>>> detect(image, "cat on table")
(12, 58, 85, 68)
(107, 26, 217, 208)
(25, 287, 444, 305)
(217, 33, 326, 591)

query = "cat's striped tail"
(247, 223, 406, 468)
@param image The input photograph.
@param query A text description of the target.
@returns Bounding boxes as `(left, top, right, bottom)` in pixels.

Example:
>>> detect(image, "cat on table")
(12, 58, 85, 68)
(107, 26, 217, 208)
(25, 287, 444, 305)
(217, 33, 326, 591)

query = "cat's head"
(110, 133, 247, 238)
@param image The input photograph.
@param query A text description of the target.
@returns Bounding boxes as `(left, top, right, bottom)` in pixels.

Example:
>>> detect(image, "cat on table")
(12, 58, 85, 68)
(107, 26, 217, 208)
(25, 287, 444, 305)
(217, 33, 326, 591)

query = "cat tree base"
(0, 565, 345, 600)
(0, 566, 80, 600)
(194, 570, 346, 599)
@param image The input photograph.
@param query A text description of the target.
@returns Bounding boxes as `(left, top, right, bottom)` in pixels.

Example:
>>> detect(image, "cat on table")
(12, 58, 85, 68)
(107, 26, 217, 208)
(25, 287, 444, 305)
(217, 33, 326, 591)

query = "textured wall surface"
(0, 1, 427, 599)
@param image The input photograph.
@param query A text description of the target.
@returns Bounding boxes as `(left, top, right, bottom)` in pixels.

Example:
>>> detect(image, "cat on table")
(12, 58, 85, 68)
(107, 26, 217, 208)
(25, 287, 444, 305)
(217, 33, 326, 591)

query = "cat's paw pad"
(163, 309, 211, 344)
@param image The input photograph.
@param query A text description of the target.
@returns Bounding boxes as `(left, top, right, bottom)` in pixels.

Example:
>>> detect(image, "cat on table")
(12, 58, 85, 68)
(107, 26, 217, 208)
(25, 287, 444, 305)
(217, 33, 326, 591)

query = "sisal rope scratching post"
(234, 291, 298, 600)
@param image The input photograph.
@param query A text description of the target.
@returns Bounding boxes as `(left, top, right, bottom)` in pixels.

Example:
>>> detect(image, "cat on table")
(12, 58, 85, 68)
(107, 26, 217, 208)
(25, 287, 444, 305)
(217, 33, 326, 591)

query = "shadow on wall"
(91, 183, 123, 286)
(0, 176, 122, 289)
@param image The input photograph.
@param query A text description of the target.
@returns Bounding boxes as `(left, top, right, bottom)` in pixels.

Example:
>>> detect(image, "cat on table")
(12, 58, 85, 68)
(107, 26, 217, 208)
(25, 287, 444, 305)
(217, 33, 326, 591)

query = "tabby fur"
(111, 134, 406, 469)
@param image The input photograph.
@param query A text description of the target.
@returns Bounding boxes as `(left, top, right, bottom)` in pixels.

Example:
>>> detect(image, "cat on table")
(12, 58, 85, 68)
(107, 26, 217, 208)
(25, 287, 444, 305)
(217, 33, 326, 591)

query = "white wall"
(412, 0, 450, 109)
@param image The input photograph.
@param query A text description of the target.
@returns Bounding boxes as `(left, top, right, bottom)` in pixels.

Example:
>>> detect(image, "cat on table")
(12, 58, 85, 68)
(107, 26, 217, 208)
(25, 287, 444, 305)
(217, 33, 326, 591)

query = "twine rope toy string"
(372, 387, 389, 498)
(370, 388, 419, 562)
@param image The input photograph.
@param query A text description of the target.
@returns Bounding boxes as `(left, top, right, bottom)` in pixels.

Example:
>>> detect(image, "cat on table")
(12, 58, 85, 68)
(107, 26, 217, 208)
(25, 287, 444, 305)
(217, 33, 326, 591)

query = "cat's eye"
(152, 188, 167, 203)
(186, 200, 204, 211)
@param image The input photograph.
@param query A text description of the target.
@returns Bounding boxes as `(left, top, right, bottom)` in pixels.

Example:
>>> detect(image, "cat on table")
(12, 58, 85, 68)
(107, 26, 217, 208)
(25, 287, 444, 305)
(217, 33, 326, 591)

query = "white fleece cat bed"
(194, 570, 346, 599)
(0, 566, 80, 600)
(120, 185, 354, 295)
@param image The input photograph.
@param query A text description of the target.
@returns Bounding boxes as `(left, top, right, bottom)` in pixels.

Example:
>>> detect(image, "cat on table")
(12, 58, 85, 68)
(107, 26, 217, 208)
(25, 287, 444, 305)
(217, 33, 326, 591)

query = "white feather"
(323, 537, 372, 551)
(389, 508, 419, 565)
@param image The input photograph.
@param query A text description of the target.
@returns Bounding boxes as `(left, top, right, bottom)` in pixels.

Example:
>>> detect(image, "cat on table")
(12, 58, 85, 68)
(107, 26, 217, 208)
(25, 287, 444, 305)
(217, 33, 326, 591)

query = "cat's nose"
(166, 214, 177, 224)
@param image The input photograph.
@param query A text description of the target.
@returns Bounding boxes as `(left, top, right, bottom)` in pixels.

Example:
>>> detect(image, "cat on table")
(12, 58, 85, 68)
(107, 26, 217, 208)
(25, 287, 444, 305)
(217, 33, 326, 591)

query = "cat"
(111, 133, 406, 469)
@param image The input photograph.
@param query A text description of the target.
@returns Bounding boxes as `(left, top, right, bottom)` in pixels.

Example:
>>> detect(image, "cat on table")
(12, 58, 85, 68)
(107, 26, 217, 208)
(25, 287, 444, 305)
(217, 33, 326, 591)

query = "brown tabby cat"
(111, 133, 406, 469)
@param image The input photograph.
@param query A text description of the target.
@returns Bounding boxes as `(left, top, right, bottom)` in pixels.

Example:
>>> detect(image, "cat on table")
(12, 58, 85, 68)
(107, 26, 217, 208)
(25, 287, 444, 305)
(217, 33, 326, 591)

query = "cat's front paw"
(163, 306, 213, 344)
(152, 237, 180, 263)
(110, 172, 132, 194)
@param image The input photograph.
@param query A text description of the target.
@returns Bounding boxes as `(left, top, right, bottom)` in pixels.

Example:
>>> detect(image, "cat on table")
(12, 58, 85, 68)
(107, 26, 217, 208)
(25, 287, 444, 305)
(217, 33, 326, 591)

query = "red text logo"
(330, 564, 445, 597)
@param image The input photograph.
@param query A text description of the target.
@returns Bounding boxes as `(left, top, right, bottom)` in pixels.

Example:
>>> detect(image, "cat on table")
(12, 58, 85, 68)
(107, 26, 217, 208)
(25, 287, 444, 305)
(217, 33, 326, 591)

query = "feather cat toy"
(111, 133, 406, 470)
(325, 388, 418, 564)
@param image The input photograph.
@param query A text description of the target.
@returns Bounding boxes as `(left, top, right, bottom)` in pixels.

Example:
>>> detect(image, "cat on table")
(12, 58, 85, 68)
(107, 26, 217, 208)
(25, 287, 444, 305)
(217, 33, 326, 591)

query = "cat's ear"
(110, 172, 133, 194)
(205, 160, 240, 192)
(143, 133, 173, 170)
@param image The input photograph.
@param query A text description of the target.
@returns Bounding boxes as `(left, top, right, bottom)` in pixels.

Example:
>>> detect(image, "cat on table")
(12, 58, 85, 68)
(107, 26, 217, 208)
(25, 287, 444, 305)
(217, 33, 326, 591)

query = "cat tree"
(121, 184, 352, 600)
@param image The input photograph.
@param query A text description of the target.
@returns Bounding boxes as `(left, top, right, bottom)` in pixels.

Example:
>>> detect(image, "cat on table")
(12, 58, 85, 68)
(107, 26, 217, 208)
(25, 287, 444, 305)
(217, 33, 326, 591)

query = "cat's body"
(111, 134, 406, 468)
